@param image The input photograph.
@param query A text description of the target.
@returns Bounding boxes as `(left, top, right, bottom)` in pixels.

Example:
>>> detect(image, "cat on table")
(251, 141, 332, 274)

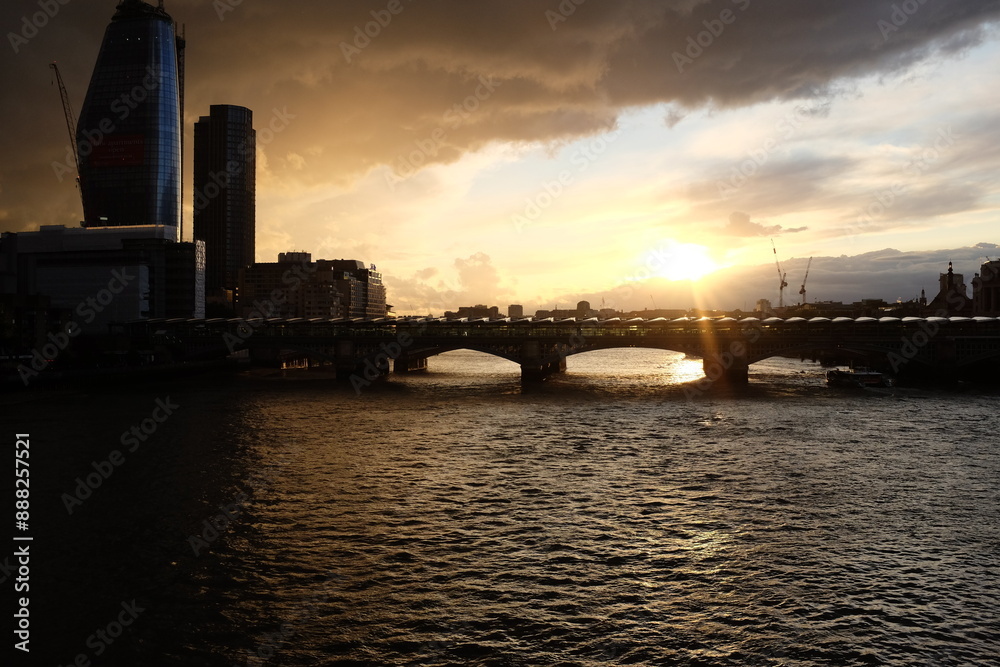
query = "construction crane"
(771, 239, 788, 308)
(49, 61, 83, 212)
(799, 256, 813, 306)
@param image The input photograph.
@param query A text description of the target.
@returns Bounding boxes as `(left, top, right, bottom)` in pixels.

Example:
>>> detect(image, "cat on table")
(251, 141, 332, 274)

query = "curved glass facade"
(77, 0, 181, 231)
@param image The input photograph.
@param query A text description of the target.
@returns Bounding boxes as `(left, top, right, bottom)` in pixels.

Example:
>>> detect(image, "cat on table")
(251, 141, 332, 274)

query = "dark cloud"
(2, 0, 1000, 232)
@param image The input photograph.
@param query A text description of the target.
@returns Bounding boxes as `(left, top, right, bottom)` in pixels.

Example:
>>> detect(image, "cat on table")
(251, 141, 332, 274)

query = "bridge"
(120, 315, 1000, 386)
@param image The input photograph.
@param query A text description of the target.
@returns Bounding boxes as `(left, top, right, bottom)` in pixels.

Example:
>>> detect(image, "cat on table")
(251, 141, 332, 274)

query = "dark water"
(6, 350, 999, 666)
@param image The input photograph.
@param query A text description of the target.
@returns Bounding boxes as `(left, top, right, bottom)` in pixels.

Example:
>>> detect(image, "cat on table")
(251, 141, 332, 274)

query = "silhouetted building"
(445, 305, 500, 320)
(239, 253, 339, 319)
(193, 105, 256, 305)
(926, 262, 971, 316)
(508, 304, 524, 319)
(329, 260, 386, 319)
(973, 260, 1000, 316)
(77, 0, 184, 235)
(576, 301, 597, 319)
(0, 226, 204, 335)
(239, 255, 386, 320)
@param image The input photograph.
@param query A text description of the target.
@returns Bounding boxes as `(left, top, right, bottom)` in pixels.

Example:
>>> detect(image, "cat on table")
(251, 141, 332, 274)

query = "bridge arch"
(742, 341, 937, 368)
(393, 344, 524, 366)
(555, 342, 699, 360)
(134, 317, 1000, 385)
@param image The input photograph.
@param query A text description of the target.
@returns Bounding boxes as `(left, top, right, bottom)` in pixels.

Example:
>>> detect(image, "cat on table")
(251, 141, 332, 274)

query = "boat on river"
(826, 366, 893, 388)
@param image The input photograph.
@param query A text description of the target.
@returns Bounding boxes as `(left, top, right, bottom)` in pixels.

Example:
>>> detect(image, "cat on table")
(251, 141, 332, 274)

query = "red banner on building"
(90, 135, 145, 167)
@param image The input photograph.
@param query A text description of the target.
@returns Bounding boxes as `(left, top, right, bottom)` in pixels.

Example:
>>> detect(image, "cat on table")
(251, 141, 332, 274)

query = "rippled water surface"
(12, 350, 1000, 665)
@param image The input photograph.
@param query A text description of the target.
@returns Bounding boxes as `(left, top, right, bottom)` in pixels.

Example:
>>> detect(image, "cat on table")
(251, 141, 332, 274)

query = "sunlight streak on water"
(20, 351, 1000, 666)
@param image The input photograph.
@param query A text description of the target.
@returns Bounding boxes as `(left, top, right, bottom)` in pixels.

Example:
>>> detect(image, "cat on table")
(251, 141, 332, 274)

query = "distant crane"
(771, 239, 788, 308)
(799, 256, 813, 306)
(49, 61, 83, 214)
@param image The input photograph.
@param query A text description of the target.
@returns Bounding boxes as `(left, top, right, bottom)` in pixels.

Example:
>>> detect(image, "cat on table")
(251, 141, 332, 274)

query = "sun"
(650, 241, 720, 282)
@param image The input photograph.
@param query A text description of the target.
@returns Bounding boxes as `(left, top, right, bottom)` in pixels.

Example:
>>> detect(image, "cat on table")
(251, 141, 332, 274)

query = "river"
(6, 349, 999, 666)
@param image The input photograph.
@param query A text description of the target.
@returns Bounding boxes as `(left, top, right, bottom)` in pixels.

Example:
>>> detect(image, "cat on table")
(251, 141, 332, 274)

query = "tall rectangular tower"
(192, 105, 256, 303)
(76, 0, 182, 234)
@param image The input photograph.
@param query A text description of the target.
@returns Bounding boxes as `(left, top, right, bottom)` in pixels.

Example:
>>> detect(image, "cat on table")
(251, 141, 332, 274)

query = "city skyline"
(2, 0, 999, 314)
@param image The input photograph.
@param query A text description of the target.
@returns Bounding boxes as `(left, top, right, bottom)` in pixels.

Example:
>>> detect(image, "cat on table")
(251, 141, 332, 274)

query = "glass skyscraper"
(193, 105, 256, 301)
(77, 0, 182, 233)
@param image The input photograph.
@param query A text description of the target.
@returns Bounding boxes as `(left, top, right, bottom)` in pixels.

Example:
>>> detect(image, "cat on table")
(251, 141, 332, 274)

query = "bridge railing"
(121, 316, 1000, 344)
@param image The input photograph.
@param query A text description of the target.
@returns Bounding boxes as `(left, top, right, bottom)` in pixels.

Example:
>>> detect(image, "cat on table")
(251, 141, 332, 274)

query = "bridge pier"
(335, 358, 390, 382)
(520, 357, 566, 384)
(331, 339, 390, 383)
(702, 348, 749, 385)
(518, 341, 567, 384)
(393, 356, 428, 373)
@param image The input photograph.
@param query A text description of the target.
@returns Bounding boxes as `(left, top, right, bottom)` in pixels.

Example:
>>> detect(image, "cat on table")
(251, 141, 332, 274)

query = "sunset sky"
(2, 0, 999, 314)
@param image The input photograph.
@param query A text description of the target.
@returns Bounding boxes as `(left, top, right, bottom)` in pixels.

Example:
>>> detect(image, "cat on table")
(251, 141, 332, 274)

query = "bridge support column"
(332, 340, 390, 383)
(702, 348, 749, 385)
(518, 341, 567, 384)
(521, 357, 566, 384)
(393, 356, 428, 373)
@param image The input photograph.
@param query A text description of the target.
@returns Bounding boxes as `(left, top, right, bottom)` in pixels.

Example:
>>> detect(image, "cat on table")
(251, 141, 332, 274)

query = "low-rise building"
(239, 254, 387, 320)
(445, 305, 500, 320)
(0, 225, 204, 336)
